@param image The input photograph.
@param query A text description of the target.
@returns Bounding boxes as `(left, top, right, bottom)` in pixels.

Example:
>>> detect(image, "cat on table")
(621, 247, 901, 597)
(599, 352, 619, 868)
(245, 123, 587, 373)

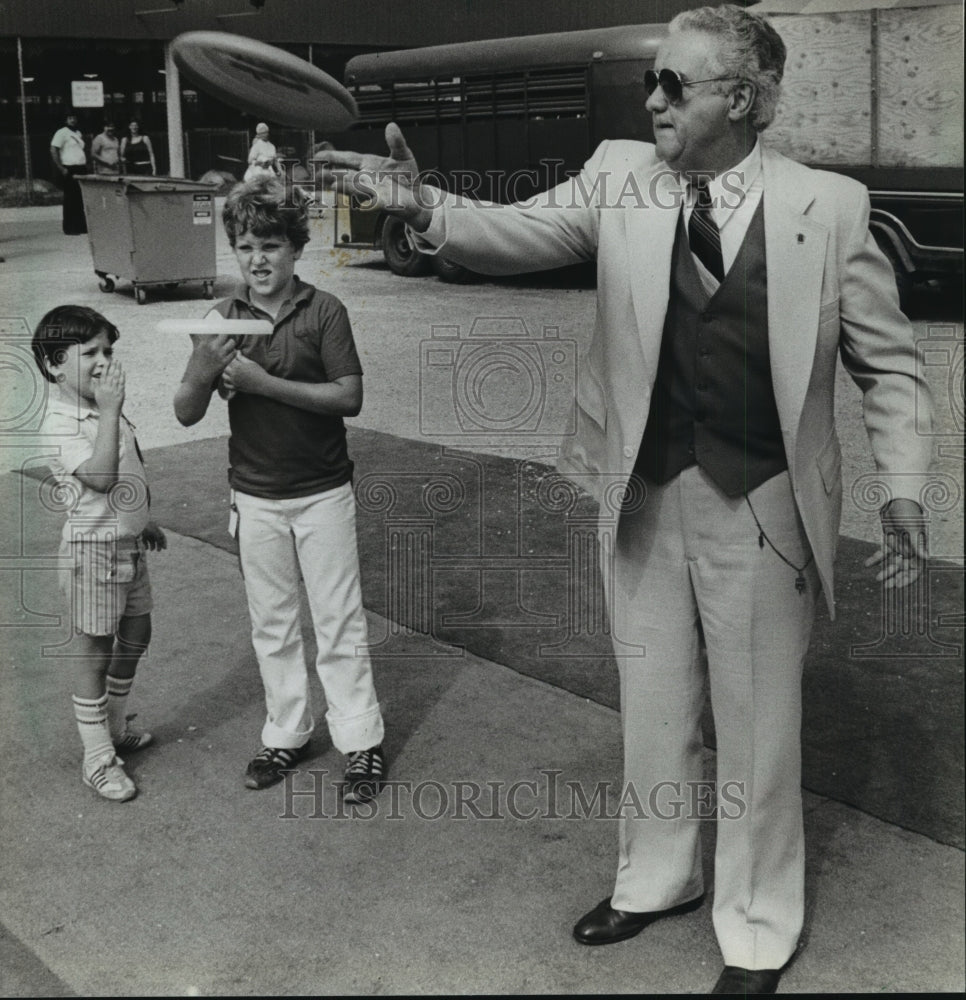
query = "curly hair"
(670, 4, 786, 132)
(32, 304, 119, 384)
(222, 176, 312, 249)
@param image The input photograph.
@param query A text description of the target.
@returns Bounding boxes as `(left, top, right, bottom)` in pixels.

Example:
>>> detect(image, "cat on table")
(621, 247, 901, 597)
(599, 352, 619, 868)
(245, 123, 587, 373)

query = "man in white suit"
(322, 5, 931, 993)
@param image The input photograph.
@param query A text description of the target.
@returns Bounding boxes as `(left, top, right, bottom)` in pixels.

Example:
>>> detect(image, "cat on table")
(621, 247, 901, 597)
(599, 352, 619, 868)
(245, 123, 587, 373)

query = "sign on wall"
(71, 80, 104, 107)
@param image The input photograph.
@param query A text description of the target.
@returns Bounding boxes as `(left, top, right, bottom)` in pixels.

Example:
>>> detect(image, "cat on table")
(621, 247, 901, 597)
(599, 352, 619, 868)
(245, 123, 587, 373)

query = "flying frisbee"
(171, 31, 357, 131)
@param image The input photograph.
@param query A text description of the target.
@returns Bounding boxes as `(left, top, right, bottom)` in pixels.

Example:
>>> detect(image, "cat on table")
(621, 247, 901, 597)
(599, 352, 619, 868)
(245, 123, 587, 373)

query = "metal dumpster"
(77, 174, 219, 304)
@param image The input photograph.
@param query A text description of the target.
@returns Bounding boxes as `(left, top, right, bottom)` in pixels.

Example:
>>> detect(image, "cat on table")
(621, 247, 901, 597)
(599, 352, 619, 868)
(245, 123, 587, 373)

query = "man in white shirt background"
(50, 111, 88, 235)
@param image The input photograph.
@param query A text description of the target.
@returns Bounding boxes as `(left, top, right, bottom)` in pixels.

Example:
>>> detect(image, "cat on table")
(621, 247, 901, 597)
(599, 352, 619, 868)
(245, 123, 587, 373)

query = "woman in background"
(121, 120, 156, 176)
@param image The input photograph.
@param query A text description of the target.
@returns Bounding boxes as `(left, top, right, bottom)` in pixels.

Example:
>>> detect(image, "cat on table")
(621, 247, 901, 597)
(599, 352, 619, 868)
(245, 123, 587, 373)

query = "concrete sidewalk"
(0, 526, 963, 996)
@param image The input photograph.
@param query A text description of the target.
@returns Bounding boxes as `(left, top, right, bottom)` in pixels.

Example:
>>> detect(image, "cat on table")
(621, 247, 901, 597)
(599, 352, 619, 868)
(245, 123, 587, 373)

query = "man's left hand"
(141, 521, 167, 552)
(864, 498, 928, 589)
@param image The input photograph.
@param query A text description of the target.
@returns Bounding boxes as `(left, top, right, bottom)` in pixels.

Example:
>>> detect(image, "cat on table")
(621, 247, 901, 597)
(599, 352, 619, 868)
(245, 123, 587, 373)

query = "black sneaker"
(244, 742, 311, 790)
(342, 745, 386, 804)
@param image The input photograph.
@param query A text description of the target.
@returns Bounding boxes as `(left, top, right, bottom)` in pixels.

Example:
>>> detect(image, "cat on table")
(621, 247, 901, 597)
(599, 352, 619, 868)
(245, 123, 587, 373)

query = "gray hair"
(669, 4, 786, 132)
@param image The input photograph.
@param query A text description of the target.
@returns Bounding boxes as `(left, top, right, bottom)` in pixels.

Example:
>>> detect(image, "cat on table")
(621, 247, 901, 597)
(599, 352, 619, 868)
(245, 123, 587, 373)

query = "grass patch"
(0, 177, 62, 207)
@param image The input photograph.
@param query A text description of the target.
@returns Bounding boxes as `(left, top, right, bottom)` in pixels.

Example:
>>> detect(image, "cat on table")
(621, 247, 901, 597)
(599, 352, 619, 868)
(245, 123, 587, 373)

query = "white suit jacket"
(417, 141, 933, 616)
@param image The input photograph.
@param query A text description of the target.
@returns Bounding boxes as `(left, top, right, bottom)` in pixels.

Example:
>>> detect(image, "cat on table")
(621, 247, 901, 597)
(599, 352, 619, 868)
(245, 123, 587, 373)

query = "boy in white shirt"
(33, 305, 166, 801)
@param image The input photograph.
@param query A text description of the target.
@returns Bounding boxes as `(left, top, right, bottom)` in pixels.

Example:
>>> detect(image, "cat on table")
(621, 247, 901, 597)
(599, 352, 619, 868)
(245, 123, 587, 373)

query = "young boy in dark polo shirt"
(174, 178, 385, 803)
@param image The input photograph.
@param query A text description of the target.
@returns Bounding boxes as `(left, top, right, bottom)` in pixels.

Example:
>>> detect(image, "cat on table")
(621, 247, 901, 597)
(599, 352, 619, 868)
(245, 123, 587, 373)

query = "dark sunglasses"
(644, 68, 739, 105)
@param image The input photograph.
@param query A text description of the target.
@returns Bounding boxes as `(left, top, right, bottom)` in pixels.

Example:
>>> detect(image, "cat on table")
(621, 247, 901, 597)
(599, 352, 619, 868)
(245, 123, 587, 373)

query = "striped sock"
(72, 694, 114, 766)
(106, 675, 134, 738)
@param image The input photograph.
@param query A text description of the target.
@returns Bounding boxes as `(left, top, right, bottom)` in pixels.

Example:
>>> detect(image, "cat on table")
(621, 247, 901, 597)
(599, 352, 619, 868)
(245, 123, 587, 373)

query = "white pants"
(234, 483, 383, 753)
(606, 466, 819, 970)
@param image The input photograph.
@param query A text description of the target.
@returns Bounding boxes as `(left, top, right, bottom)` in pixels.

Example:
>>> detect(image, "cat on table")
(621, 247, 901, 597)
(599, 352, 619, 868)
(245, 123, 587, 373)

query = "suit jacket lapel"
(626, 165, 682, 381)
(762, 148, 828, 449)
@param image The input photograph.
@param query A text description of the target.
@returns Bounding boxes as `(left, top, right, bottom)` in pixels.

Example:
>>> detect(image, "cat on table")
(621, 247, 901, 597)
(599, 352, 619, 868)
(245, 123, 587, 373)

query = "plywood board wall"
(767, 11, 873, 165)
(877, 3, 964, 166)
(765, 4, 963, 167)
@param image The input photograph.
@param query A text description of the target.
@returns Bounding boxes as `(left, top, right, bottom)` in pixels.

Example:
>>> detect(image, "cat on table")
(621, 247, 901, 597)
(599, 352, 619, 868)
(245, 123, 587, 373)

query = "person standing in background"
(50, 112, 88, 235)
(121, 120, 156, 176)
(244, 123, 279, 183)
(91, 122, 121, 175)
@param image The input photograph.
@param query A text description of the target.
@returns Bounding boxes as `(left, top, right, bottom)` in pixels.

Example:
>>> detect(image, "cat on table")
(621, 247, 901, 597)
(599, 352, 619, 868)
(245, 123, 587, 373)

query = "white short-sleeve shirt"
(43, 395, 150, 543)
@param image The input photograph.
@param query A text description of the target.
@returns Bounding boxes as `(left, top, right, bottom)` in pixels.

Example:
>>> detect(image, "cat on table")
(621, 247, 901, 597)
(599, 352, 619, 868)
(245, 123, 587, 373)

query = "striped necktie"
(688, 180, 724, 282)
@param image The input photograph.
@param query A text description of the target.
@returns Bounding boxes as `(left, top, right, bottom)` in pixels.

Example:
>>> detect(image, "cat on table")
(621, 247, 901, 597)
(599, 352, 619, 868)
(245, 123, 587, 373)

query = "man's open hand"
(140, 521, 167, 552)
(314, 123, 432, 229)
(864, 497, 928, 590)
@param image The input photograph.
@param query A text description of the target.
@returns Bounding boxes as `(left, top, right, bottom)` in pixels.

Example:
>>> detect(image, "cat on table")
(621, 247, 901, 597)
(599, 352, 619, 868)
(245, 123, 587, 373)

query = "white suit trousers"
(234, 483, 384, 754)
(606, 465, 819, 970)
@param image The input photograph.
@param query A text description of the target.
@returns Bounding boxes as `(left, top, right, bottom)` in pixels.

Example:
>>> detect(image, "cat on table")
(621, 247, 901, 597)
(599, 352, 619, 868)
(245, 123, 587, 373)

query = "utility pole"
(17, 37, 33, 203)
(164, 42, 185, 177)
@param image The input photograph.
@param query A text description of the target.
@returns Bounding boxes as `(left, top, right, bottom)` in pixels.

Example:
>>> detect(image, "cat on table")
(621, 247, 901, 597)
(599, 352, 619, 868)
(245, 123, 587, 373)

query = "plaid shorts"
(59, 537, 153, 636)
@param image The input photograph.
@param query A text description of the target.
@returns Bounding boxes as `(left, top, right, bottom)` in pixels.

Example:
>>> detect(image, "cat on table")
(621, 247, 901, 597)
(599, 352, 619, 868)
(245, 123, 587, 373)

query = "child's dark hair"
(222, 176, 311, 250)
(32, 305, 119, 384)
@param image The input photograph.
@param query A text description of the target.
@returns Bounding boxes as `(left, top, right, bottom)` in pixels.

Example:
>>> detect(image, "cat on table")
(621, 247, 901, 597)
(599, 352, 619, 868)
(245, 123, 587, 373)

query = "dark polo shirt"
(212, 278, 363, 499)
(636, 199, 787, 496)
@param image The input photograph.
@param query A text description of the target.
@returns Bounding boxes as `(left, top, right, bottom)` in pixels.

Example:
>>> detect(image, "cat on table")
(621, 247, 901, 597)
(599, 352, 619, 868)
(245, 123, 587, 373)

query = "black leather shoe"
(572, 894, 704, 945)
(711, 966, 781, 994)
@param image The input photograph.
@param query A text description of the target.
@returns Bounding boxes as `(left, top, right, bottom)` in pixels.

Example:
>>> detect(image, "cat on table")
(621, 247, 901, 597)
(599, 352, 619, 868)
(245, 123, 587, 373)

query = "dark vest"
(635, 198, 787, 496)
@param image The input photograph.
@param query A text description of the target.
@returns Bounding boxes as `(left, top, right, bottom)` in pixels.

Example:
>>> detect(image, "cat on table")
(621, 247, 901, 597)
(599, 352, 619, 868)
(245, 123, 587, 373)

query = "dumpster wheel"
(203, 281, 215, 300)
(135, 286, 147, 305)
(97, 274, 115, 293)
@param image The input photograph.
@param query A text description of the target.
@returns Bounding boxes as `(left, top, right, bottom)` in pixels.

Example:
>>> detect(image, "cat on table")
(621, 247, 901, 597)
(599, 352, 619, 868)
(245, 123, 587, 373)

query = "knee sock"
(72, 694, 115, 766)
(106, 674, 134, 738)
